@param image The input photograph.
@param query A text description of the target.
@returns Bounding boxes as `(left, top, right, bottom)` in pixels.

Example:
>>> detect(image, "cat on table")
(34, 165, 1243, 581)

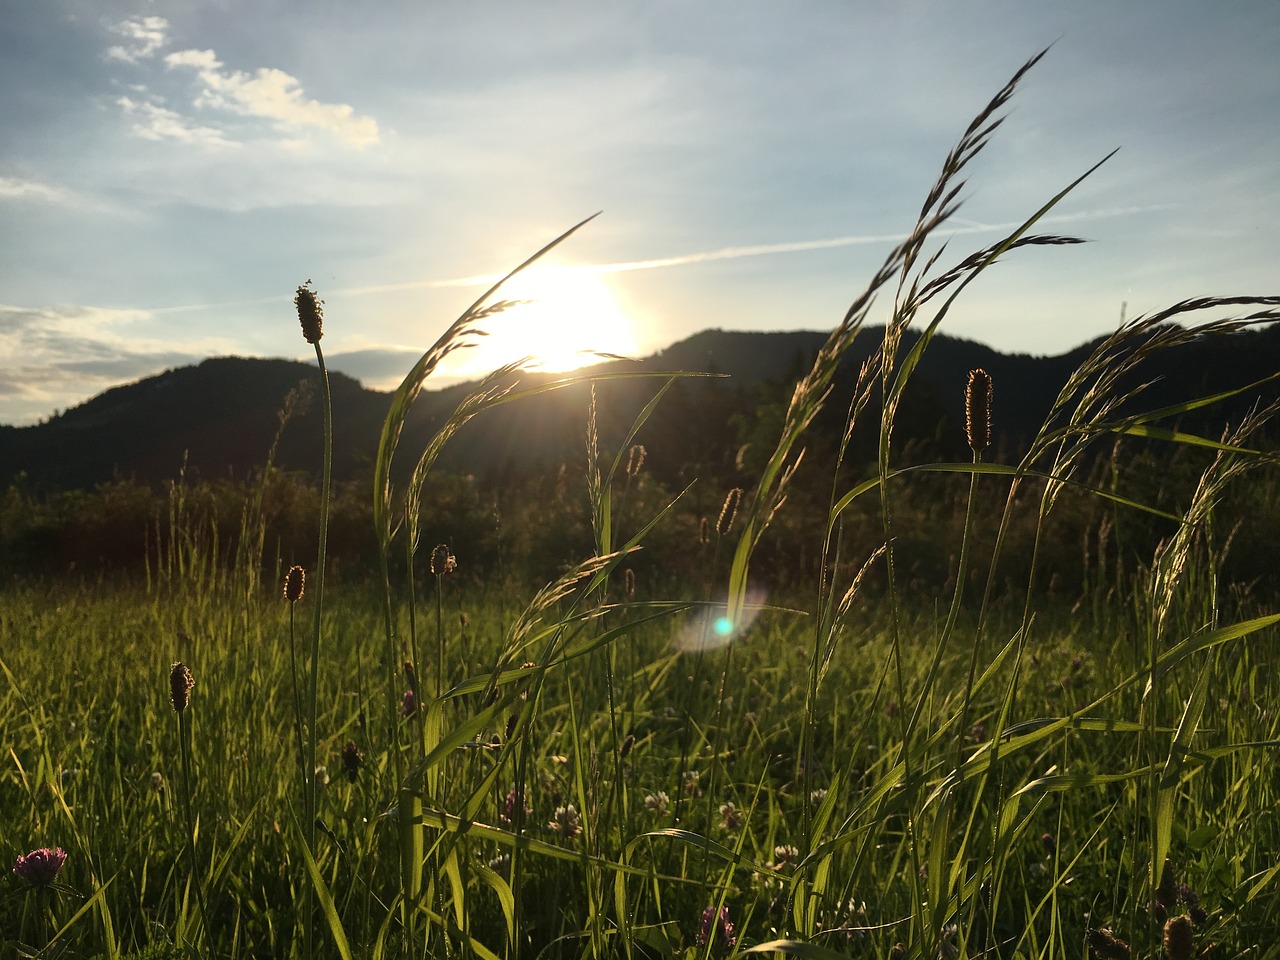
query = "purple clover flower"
(12, 847, 67, 886)
(500, 787, 532, 826)
(400, 689, 417, 717)
(697, 904, 736, 949)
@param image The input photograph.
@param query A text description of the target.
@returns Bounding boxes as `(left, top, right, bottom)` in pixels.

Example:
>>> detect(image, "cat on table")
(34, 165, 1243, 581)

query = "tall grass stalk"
(293, 281, 334, 960)
(170, 661, 213, 958)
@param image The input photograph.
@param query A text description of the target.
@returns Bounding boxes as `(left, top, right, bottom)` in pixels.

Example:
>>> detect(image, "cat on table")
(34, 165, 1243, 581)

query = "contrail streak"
(141, 203, 1172, 313)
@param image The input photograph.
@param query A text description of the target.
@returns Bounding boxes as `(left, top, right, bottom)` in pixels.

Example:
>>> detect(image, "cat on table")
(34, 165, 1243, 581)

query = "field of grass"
(4, 51, 1280, 960)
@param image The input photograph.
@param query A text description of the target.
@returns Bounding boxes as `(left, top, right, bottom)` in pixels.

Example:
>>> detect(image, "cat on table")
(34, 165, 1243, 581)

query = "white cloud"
(106, 15, 169, 63)
(117, 95, 237, 147)
(0, 176, 75, 204)
(164, 48, 380, 148)
(0, 303, 236, 425)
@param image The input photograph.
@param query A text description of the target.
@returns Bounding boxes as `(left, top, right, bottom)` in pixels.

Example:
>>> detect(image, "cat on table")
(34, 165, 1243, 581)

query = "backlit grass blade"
(289, 808, 354, 960)
(1152, 661, 1212, 899)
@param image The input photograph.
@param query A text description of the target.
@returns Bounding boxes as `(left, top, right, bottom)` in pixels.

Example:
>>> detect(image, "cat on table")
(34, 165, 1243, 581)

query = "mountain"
(1, 323, 1277, 492)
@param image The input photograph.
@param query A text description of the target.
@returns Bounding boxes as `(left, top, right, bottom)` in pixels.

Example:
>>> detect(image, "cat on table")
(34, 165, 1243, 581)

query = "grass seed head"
(340, 740, 364, 783)
(430, 543, 457, 576)
(294, 280, 324, 344)
(626, 443, 646, 478)
(1088, 928, 1131, 960)
(283, 565, 305, 603)
(965, 368, 992, 454)
(169, 661, 194, 713)
(717, 487, 742, 536)
(1163, 916, 1194, 960)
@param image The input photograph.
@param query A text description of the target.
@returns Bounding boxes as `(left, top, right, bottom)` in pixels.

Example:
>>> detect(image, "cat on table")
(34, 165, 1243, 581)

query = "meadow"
(4, 52, 1280, 959)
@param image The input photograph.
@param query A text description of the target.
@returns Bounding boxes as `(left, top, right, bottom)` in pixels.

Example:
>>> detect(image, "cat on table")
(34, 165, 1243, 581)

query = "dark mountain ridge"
(1, 323, 1276, 492)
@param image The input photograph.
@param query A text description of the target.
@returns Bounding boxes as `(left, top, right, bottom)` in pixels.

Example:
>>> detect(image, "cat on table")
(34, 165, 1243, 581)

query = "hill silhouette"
(1, 323, 1277, 493)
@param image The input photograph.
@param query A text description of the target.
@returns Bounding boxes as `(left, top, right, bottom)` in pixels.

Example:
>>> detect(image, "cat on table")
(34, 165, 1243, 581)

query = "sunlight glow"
(461, 265, 638, 375)
(675, 588, 769, 653)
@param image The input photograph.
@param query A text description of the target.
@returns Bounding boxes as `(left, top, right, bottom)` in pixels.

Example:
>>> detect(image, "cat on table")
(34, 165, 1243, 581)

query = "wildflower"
(937, 922, 959, 960)
(817, 897, 868, 943)
(682, 770, 702, 797)
(295, 280, 324, 344)
(430, 543, 456, 576)
(548, 804, 582, 839)
(809, 787, 828, 806)
(965, 368, 992, 455)
(1163, 916, 1194, 960)
(12, 847, 67, 886)
(487, 853, 510, 875)
(500, 787, 531, 826)
(644, 791, 670, 816)
(889, 944, 906, 960)
(1040, 832, 1056, 855)
(1088, 928, 1131, 960)
(400, 689, 417, 717)
(718, 802, 744, 832)
(697, 905, 736, 949)
(283, 565, 305, 602)
(341, 740, 364, 783)
(150, 772, 165, 793)
(770, 844, 800, 869)
(169, 661, 194, 713)
(716, 488, 742, 536)
(314, 764, 330, 787)
(968, 722, 987, 742)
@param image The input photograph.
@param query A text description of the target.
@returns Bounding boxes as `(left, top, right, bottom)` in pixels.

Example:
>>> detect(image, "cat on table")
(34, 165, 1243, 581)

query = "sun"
(463, 265, 637, 374)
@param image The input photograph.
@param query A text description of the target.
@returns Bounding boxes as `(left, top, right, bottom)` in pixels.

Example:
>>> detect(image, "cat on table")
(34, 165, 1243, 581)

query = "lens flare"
(676, 588, 768, 652)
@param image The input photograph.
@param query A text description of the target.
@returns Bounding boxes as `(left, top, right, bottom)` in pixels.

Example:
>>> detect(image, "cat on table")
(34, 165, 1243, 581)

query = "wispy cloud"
(106, 15, 169, 64)
(164, 48, 379, 148)
(0, 303, 236, 424)
(0, 176, 76, 204)
(117, 95, 237, 147)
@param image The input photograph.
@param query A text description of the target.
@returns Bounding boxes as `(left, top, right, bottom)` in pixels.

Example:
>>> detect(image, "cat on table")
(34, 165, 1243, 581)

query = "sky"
(1, 1, 1277, 426)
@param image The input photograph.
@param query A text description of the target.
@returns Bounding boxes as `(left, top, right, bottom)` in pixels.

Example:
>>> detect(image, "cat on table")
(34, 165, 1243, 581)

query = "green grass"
(3, 49, 1280, 960)
(2, 578, 1278, 958)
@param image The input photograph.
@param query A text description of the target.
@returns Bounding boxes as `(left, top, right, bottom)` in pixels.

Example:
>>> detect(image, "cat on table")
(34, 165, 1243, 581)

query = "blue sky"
(1, 1, 1277, 425)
